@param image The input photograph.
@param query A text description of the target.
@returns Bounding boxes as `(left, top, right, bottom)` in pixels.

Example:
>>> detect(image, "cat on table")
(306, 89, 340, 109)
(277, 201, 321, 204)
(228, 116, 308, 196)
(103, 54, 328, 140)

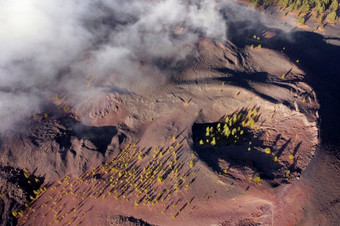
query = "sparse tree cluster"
(16, 140, 201, 224)
(198, 108, 260, 147)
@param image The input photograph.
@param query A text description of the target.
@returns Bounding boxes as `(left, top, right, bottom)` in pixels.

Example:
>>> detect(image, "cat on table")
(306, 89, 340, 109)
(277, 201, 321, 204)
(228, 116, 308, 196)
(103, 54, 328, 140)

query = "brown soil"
(2, 6, 340, 225)
(0, 38, 322, 226)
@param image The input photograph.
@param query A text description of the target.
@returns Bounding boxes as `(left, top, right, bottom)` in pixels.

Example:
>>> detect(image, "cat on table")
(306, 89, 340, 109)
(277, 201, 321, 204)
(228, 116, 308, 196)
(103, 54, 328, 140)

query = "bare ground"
(0, 38, 325, 226)
(2, 7, 340, 224)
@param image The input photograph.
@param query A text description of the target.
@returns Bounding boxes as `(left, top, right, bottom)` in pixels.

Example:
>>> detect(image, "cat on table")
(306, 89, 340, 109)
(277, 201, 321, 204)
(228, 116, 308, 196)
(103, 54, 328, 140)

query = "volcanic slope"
(2, 38, 320, 225)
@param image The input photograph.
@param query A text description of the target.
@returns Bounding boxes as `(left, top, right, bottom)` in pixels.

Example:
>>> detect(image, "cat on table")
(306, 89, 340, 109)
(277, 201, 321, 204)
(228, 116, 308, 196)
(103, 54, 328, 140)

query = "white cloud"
(1, 0, 284, 132)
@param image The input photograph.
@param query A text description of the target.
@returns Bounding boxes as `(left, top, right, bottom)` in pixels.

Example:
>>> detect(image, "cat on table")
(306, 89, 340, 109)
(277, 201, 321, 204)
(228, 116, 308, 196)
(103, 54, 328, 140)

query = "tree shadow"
(269, 31, 340, 146)
(226, 16, 340, 146)
(174, 69, 298, 111)
(73, 124, 117, 155)
(191, 108, 291, 181)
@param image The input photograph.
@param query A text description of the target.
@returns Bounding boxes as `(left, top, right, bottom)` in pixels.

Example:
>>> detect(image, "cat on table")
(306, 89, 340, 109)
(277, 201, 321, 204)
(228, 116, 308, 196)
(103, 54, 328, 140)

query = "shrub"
(157, 176, 164, 183)
(300, 3, 310, 14)
(327, 11, 337, 22)
(297, 16, 305, 24)
(254, 176, 261, 183)
(211, 137, 216, 146)
(247, 119, 255, 128)
(284, 169, 291, 178)
(205, 127, 210, 136)
(288, 4, 295, 12)
(330, 0, 339, 11)
(189, 160, 194, 168)
(280, 0, 289, 7)
(319, 4, 325, 14)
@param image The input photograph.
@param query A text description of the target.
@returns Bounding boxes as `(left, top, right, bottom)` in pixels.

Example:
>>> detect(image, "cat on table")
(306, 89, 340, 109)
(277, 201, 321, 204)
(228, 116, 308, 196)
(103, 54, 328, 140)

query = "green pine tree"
(327, 11, 337, 22)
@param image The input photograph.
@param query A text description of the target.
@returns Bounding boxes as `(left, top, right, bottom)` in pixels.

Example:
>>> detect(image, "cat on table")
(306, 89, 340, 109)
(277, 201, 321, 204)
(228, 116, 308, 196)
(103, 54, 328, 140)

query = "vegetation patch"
(247, 0, 339, 24)
(192, 107, 299, 185)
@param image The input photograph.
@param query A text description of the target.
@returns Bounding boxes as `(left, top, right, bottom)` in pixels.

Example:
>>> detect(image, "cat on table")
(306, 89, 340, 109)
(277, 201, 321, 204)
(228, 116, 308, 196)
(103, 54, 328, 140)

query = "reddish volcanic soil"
(1, 17, 340, 226)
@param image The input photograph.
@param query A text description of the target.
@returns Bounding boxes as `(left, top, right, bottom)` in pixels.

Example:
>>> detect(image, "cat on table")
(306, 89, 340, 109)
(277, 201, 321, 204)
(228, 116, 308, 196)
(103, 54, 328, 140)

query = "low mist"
(0, 0, 291, 133)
